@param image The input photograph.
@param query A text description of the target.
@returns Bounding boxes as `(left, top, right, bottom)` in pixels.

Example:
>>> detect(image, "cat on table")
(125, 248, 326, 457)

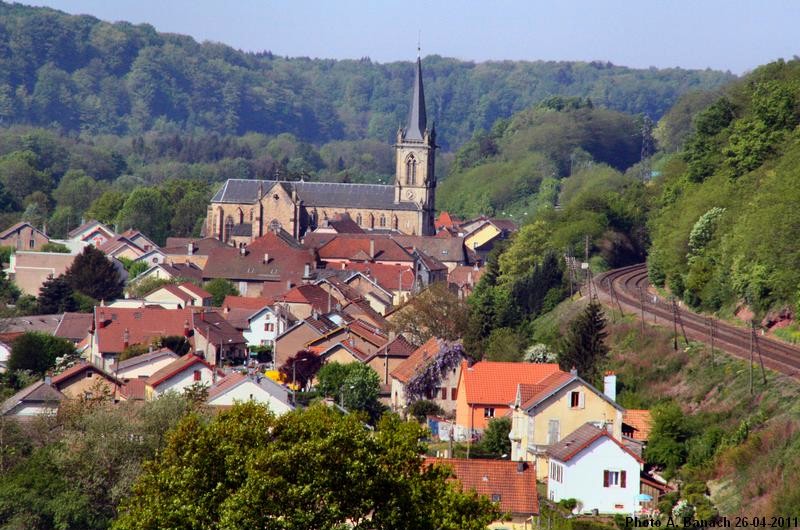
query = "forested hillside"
(0, 2, 734, 149)
(647, 58, 800, 319)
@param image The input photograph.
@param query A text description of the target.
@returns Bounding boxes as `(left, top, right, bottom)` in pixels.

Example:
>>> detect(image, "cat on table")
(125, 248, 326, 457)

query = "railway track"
(595, 263, 800, 381)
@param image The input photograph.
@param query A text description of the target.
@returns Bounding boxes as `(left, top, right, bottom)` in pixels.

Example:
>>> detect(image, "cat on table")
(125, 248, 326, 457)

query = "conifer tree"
(64, 245, 124, 302)
(37, 274, 78, 314)
(558, 300, 609, 382)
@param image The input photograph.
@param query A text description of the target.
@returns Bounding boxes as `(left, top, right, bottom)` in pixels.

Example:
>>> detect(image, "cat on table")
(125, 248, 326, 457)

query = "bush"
(407, 400, 445, 422)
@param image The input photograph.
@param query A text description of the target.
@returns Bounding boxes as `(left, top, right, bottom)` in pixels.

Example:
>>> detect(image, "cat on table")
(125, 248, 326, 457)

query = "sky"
(18, 0, 800, 74)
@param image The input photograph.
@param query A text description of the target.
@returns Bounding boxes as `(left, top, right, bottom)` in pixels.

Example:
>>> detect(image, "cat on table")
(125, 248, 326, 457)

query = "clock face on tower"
(405, 189, 415, 200)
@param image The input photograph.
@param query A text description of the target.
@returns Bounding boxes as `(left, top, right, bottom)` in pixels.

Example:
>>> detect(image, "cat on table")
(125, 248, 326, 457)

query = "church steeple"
(404, 55, 427, 141)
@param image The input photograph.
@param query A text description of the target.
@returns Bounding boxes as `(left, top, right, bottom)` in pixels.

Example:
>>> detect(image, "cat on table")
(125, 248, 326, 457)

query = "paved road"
(595, 263, 800, 381)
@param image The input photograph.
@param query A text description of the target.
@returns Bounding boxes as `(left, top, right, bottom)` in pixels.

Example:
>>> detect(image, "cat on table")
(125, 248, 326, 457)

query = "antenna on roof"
(417, 31, 421, 58)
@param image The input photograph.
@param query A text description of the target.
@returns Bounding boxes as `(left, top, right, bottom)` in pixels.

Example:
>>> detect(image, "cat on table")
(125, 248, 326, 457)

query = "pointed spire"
(405, 54, 427, 141)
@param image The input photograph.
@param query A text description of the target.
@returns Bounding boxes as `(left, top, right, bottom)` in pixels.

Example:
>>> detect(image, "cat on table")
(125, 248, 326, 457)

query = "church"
(205, 55, 437, 242)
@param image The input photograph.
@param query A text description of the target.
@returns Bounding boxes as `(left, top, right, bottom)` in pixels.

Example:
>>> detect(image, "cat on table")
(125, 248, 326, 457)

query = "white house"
(547, 422, 643, 515)
(145, 353, 216, 399)
(113, 348, 179, 380)
(206, 372, 293, 414)
(0, 380, 65, 417)
(244, 306, 289, 347)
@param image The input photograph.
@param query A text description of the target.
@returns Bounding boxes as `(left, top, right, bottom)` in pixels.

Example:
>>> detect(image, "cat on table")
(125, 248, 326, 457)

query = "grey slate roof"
(211, 180, 420, 212)
(404, 56, 427, 141)
(231, 223, 253, 237)
(1, 380, 65, 415)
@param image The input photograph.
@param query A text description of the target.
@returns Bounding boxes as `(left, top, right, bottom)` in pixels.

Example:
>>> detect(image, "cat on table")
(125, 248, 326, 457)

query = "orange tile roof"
(519, 371, 575, 409)
(623, 409, 653, 441)
(222, 295, 273, 311)
(462, 361, 562, 406)
(342, 262, 415, 291)
(120, 379, 147, 400)
(390, 337, 441, 384)
(424, 458, 538, 516)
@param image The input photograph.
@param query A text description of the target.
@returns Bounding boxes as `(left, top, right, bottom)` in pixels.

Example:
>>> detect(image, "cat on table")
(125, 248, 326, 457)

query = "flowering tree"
(406, 340, 467, 402)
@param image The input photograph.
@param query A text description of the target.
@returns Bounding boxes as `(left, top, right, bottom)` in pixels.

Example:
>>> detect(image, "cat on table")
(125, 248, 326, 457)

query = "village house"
(161, 237, 230, 268)
(206, 372, 293, 414)
(336, 262, 413, 305)
(424, 458, 538, 524)
(448, 264, 484, 299)
(509, 370, 625, 480)
(7, 250, 77, 296)
(273, 313, 344, 367)
(53, 312, 94, 344)
(192, 311, 247, 366)
(144, 282, 213, 308)
(547, 422, 644, 515)
(89, 306, 194, 370)
(67, 220, 116, 247)
(133, 261, 204, 284)
(458, 216, 517, 258)
(454, 360, 562, 441)
(202, 230, 316, 298)
(390, 337, 465, 416)
(145, 352, 216, 399)
(133, 248, 167, 267)
(0, 380, 65, 417)
(0, 221, 50, 251)
(111, 347, 179, 380)
(50, 362, 124, 401)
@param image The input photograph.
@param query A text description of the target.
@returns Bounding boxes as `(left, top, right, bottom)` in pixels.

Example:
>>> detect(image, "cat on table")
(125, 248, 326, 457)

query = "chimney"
(98, 311, 107, 328)
(187, 242, 194, 255)
(369, 239, 375, 260)
(467, 271, 473, 286)
(517, 461, 526, 473)
(44, 374, 52, 385)
(263, 253, 270, 264)
(603, 371, 617, 402)
(239, 245, 246, 256)
(184, 320, 191, 337)
(123, 328, 130, 349)
(286, 280, 292, 291)
(303, 263, 312, 281)
(570, 365, 577, 376)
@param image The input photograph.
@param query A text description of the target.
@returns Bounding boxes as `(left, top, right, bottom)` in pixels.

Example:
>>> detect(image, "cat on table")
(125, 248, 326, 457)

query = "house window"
(491, 494, 501, 503)
(549, 462, 563, 483)
(86, 372, 93, 378)
(484, 407, 495, 418)
(426, 388, 434, 399)
(569, 390, 584, 409)
(451, 388, 457, 400)
(603, 470, 627, 488)
(193, 370, 201, 382)
(356, 213, 363, 226)
(29, 239, 35, 249)
(380, 215, 386, 227)
(264, 323, 274, 332)
(547, 419, 560, 445)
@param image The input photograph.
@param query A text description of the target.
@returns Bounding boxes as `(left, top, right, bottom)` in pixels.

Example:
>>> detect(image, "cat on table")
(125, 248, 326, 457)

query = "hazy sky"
(19, 0, 800, 74)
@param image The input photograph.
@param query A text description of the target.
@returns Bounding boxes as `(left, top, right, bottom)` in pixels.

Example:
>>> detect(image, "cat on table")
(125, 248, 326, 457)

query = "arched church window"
(237, 209, 244, 224)
(224, 216, 234, 243)
(380, 215, 386, 228)
(406, 155, 417, 186)
(369, 213, 375, 229)
(356, 213, 362, 226)
(392, 215, 399, 230)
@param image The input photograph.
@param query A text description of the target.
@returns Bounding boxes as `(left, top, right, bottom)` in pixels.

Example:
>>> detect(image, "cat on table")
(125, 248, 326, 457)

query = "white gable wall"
(153, 365, 213, 396)
(548, 436, 640, 514)
(117, 356, 177, 380)
(244, 309, 286, 347)
(208, 379, 292, 415)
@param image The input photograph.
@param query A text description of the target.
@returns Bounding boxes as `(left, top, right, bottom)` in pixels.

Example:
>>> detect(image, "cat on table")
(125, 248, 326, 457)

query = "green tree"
(483, 327, 525, 361)
(558, 301, 609, 382)
(116, 188, 171, 245)
(8, 332, 76, 375)
(389, 283, 470, 344)
(478, 417, 512, 457)
(86, 190, 127, 225)
(52, 169, 106, 214)
(644, 401, 695, 476)
(64, 245, 124, 301)
(279, 350, 323, 391)
(40, 242, 70, 253)
(203, 278, 238, 306)
(315, 361, 353, 398)
(112, 403, 498, 530)
(340, 362, 382, 417)
(407, 400, 445, 422)
(37, 274, 78, 314)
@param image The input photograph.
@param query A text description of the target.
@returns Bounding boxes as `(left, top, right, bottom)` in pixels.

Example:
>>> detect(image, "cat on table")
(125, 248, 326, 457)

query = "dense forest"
(0, 2, 734, 149)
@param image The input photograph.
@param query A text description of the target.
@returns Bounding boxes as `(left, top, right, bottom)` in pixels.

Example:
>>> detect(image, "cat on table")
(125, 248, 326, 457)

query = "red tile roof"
(51, 361, 122, 387)
(178, 282, 212, 300)
(193, 311, 246, 345)
(462, 361, 562, 406)
(434, 211, 461, 230)
(548, 423, 644, 464)
(623, 410, 653, 441)
(424, 458, 538, 516)
(519, 371, 575, 409)
(162, 237, 229, 256)
(54, 312, 93, 342)
(316, 235, 413, 263)
(275, 284, 332, 313)
(206, 372, 247, 401)
(374, 335, 417, 359)
(390, 337, 441, 384)
(222, 295, 273, 311)
(146, 352, 213, 388)
(95, 307, 193, 354)
(341, 262, 414, 291)
(149, 283, 193, 303)
(120, 379, 147, 400)
(203, 231, 314, 282)
(448, 265, 485, 288)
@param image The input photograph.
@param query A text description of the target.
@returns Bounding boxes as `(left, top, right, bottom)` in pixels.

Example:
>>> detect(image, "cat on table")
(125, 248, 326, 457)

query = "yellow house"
(509, 370, 624, 480)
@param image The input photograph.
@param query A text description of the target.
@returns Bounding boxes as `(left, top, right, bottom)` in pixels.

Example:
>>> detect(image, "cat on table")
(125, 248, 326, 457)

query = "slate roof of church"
(211, 179, 421, 212)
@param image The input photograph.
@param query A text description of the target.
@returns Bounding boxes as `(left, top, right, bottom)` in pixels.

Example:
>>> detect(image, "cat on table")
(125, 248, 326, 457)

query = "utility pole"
(707, 317, 715, 364)
(671, 297, 679, 351)
(752, 322, 767, 386)
(749, 321, 755, 395)
(638, 287, 646, 339)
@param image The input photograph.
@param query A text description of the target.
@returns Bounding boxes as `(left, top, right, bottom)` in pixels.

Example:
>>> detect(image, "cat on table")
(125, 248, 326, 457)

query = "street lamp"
(292, 357, 309, 405)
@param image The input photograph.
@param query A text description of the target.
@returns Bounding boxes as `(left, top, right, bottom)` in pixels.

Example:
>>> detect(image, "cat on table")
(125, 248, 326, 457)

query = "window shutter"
(603, 470, 609, 487)
(451, 388, 457, 400)
(441, 387, 447, 400)
(621, 470, 627, 488)
(578, 391, 585, 409)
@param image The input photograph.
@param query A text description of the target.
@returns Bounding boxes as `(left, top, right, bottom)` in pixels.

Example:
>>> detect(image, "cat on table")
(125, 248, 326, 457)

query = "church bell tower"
(395, 52, 436, 235)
